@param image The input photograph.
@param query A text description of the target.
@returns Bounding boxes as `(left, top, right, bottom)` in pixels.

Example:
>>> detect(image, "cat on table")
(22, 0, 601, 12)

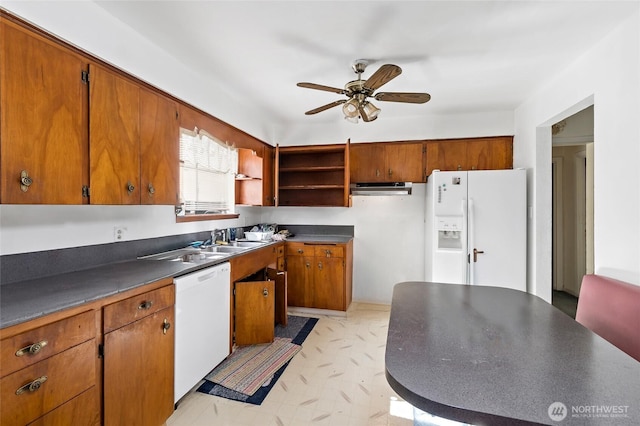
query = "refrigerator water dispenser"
(436, 217, 463, 250)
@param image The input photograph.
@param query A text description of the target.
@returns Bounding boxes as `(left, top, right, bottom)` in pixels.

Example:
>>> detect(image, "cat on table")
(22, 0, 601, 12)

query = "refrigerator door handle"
(462, 198, 469, 284)
(473, 248, 485, 262)
(468, 198, 475, 285)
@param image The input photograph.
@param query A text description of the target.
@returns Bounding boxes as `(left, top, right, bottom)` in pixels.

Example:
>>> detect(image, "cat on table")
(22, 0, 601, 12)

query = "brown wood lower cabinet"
(285, 241, 353, 311)
(0, 309, 99, 426)
(103, 285, 175, 426)
(231, 243, 287, 346)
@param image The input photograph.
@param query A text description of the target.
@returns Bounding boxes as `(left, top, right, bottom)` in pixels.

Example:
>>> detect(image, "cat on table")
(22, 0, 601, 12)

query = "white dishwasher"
(174, 262, 230, 403)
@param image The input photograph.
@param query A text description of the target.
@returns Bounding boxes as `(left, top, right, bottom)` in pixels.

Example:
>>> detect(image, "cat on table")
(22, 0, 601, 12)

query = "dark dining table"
(385, 282, 640, 425)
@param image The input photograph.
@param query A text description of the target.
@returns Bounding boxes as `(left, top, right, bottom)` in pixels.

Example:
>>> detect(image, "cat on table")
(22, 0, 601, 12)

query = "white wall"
(0, 205, 262, 255)
(274, 111, 514, 146)
(260, 186, 427, 304)
(514, 12, 640, 302)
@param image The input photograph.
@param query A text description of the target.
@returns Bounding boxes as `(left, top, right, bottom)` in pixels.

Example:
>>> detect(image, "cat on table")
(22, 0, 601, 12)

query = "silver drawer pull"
(138, 300, 153, 310)
(15, 340, 48, 357)
(16, 376, 48, 395)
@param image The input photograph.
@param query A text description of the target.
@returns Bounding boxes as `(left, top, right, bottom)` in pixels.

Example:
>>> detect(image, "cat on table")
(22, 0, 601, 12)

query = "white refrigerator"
(425, 169, 527, 291)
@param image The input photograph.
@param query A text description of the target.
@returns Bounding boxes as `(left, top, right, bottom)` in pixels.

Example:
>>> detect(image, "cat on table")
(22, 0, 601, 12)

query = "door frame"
(552, 156, 564, 291)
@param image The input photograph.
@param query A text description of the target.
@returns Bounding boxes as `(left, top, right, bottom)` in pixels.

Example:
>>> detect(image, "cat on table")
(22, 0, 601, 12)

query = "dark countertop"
(285, 234, 353, 244)
(1, 233, 351, 330)
(385, 282, 640, 426)
(0, 258, 209, 329)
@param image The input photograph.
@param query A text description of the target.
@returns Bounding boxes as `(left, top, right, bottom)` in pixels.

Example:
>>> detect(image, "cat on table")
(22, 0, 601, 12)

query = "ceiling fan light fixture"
(344, 115, 359, 124)
(361, 101, 381, 121)
(342, 98, 360, 119)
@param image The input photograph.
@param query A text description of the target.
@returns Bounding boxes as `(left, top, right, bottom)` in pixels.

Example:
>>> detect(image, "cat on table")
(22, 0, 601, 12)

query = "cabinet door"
(285, 255, 313, 307)
(103, 306, 174, 426)
(0, 21, 87, 204)
(268, 268, 288, 327)
(350, 143, 385, 182)
(235, 280, 274, 345)
(263, 145, 275, 206)
(89, 64, 140, 204)
(140, 89, 179, 205)
(466, 139, 493, 170)
(425, 141, 467, 176)
(313, 257, 344, 311)
(385, 143, 424, 182)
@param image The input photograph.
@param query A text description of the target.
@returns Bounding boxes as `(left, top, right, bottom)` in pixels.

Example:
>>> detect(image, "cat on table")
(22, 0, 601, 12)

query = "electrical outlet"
(114, 226, 127, 241)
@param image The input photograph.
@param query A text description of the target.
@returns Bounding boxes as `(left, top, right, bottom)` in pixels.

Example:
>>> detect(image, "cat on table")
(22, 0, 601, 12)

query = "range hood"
(350, 182, 412, 196)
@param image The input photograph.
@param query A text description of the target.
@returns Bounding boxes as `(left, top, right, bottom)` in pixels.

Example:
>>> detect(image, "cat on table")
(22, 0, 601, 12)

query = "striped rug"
(205, 337, 301, 396)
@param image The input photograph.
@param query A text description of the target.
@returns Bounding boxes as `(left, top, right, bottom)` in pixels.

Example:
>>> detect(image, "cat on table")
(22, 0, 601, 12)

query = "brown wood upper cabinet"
(0, 19, 89, 204)
(425, 136, 513, 176)
(140, 89, 180, 205)
(350, 142, 424, 183)
(89, 64, 141, 204)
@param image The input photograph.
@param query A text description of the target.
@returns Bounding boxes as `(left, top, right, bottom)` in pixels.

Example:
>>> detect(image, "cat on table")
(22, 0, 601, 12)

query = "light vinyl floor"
(167, 303, 416, 426)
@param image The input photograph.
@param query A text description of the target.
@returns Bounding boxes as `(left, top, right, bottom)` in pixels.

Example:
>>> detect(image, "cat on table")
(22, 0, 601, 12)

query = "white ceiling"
(93, 1, 638, 127)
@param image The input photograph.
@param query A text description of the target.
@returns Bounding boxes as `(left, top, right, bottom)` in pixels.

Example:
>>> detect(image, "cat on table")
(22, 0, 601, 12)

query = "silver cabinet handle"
(263, 288, 269, 297)
(162, 318, 171, 335)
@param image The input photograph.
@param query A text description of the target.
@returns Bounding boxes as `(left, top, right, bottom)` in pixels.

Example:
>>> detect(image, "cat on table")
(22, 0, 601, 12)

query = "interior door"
(234, 280, 274, 345)
(467, 169, 527, 291)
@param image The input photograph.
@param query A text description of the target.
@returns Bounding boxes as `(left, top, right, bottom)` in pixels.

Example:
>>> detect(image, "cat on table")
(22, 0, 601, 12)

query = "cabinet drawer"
(275, 245, 284, 257)
(28, 386, 100, 426)
(277, 256, 285, 272)
(103, 285, 174, 333)
(1, 310, 95, 378)
(313, 245, 344, 258)
(1, 339, 96, 426)
(286, 242, 309, 256)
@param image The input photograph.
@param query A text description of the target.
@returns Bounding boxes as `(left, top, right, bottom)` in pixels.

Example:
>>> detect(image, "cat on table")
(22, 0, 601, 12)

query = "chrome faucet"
(212, 229, 227, 243)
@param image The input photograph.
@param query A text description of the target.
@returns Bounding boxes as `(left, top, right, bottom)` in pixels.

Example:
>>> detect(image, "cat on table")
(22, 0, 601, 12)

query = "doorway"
(551, 106, 594, 318)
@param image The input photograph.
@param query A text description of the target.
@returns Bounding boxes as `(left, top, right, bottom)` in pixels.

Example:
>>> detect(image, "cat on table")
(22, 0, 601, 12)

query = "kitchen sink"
(202, 245, 249, 254)
(139, 240, 269, 264)
(139, 248, 229, 263)
(232, 241, 269, 248)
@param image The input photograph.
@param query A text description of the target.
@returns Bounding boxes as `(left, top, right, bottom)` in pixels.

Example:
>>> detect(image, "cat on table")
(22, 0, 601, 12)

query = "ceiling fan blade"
(305, 100, 347, 115)
(374, 92, 431, 104)
(297, 82, 346, 95)
(363, 64, 402, 91)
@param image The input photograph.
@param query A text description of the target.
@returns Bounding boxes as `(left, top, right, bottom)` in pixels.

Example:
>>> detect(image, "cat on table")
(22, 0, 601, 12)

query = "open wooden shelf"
(276, 142, 350, 207)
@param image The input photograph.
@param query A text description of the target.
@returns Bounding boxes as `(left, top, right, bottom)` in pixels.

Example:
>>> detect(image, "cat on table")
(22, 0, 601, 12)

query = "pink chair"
(575, 274, 640, 362)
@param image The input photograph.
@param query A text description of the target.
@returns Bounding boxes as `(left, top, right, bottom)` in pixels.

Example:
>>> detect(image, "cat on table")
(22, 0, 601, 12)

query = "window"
(178, 127, 237, 216)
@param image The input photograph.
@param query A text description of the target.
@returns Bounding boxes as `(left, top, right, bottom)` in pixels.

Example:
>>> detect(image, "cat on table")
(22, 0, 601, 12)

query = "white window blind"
(179, 128, 237, 214)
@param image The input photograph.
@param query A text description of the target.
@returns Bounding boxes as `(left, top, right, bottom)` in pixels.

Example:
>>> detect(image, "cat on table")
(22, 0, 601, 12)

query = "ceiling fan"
(297, 60, 431, 123)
